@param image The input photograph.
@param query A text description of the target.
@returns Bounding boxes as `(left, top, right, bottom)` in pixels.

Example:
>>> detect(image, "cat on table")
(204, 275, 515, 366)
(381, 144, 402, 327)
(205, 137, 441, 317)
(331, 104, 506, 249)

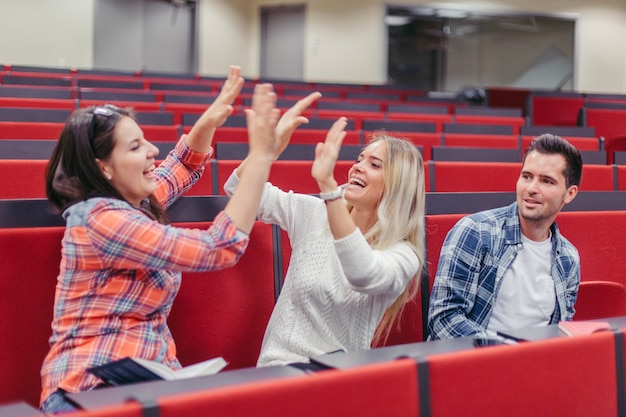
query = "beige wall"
(198, 0, 254, 78)
(1, 0, 625, 93)
(0, 0, 93, 69)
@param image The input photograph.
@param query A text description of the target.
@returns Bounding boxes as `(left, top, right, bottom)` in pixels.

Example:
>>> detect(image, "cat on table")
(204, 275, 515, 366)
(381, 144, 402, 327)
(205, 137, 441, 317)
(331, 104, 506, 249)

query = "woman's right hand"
(245, 83, 281, 161)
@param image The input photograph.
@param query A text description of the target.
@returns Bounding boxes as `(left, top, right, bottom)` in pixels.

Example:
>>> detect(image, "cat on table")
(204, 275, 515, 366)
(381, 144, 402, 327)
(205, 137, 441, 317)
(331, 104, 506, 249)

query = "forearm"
(224, 153, 274, 234)
(324, 195, 356, 239)
(185, 125, 217, 154)
(428, 308, 486, 340)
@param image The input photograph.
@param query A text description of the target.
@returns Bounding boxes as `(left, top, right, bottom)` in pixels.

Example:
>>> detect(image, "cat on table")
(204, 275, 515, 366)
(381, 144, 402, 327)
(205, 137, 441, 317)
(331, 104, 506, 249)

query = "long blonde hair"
(348, 133, 426, 346)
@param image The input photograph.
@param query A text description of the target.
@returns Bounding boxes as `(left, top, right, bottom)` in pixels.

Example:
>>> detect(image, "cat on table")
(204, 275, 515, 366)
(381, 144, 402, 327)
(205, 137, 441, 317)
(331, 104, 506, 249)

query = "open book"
(558, 320, 612, 337)
(87, 356, 227, 386)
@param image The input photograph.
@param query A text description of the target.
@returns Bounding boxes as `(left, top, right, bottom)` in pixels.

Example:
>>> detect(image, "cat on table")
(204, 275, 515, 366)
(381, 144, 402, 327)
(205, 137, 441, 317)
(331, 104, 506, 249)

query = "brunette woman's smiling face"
(97, 116, 160, 206)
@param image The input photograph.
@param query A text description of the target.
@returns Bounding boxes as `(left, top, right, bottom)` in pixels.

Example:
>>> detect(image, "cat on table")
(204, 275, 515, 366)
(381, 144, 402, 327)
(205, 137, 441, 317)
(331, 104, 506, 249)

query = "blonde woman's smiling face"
(344, 140, 386, 210)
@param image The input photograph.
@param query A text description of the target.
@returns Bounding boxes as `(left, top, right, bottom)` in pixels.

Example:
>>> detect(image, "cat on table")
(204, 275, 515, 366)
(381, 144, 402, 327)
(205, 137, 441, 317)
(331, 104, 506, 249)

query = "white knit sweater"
(224, 172, 420, 366)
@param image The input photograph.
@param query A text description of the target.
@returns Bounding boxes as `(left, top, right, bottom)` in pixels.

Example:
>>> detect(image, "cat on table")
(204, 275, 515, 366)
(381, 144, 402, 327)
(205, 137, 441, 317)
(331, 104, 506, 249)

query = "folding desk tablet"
(66, 365, 305, 410)
(309, 336, 476, 370)
(496, 325, 564, 342)
(497, 315, 626, 342)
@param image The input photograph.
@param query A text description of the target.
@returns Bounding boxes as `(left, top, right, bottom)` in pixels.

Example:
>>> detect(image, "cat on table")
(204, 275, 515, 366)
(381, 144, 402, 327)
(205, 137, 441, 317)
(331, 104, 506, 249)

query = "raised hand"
(203, 65, 245, 128)
(274, 92, 322, 158)
(312, 117, 348, 190)
(186, 66, 244, 152)
(245, 83, 281, 161)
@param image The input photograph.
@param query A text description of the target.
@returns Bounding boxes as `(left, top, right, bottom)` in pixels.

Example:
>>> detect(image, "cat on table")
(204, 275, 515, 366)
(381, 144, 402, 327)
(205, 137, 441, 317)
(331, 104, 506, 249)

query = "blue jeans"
(40, 390, 79, 415)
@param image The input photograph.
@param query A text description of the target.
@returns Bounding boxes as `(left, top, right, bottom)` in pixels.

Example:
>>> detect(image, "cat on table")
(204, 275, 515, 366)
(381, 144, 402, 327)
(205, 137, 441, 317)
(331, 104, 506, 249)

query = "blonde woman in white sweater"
(224, 93, 426, 368)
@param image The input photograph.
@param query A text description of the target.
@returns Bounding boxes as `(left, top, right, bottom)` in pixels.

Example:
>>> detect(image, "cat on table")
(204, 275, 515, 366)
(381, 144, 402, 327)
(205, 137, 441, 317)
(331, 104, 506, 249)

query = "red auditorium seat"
(0, 160, 47, 198)
(427, 332, 619, 417)
(574, 281, 626, 321)
(157, 359, 420, 417)
(169, 222, 277, 369)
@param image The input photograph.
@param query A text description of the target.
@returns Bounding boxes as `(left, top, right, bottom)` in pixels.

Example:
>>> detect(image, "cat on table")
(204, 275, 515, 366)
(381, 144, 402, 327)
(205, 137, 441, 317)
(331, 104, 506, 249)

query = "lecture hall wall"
(0, 0, 626, 93)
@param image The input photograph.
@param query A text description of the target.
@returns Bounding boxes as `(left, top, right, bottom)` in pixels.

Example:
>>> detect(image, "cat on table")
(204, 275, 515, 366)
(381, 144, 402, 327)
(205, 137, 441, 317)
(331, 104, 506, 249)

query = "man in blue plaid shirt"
(428, 134, 582, 340)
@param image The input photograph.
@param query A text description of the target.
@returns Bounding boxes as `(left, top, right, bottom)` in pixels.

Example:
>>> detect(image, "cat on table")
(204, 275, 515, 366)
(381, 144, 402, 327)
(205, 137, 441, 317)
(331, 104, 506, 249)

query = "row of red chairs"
(1, 159, 622, 200)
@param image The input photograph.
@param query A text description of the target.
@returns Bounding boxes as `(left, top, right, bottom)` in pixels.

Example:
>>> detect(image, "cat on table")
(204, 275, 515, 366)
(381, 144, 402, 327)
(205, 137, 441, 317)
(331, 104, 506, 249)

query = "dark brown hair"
(45, 105, 167, 223)
(524, 133, 583, 188)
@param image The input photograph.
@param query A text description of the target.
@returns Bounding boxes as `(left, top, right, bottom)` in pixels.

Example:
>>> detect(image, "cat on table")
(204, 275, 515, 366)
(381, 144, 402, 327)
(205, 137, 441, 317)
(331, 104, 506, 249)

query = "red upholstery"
(430, 161, 614, 192)
(169, 222, 276, 370)
(215, 160, 355, 195)
(363, 131, 440, 161)
(157, 358, 420, 417)
(453, 114, 525, 135)
(315, 109, 385, 130)
(427, 332, 618, 417)
(557, 211, 626, 286)
(163, 103, 209, 125)
(431, 161, 519, 192)
(425, 214, 465, 293)
(616, 166, 626, 190)
(443, 133, 519, 149)
(0, 227, 64, 407)
(584, 108, 626, 163)
(521, 135, 601, 151)
(142, 125, 181, 142)
(0, 97, 75, 110)
(0, 121, 64, 139)
(288, 129, 361, 145)
(574, 281, 626, 321)
(529, 95, 585, 126)
(579, 164, 614, 191)
(387, 112, 452, 133)
(0, 160, 48, 198)
(373, 292, 424, 347)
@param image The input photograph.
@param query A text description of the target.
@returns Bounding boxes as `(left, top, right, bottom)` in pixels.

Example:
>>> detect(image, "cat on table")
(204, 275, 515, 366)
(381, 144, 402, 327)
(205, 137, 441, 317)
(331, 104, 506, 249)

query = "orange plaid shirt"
(40, 137, 249, 405)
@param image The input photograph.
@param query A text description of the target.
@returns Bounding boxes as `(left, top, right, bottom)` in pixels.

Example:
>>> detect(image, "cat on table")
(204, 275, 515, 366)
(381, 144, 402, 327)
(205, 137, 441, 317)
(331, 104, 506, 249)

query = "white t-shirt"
(486, 233, 556, 337)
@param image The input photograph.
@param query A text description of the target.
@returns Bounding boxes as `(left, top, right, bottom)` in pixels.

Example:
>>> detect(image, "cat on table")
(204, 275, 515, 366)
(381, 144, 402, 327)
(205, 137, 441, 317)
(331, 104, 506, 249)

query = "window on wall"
(386, 5, 576, 93)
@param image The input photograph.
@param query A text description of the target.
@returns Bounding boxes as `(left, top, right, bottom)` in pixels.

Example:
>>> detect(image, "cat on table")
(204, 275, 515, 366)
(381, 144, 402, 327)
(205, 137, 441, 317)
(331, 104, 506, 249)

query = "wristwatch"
(319, 187, 344, 201)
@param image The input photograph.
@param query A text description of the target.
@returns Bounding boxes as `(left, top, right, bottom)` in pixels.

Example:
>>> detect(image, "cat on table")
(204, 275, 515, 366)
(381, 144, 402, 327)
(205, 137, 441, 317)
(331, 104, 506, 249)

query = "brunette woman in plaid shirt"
(39, 67, 282, 414)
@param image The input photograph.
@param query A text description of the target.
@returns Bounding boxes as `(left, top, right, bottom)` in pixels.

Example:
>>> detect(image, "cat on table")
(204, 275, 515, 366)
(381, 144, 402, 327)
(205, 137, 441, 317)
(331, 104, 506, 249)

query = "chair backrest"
(429, 161, 519, 192)
(426, 332, 619, 417)
(0, 160, 48, 198)
(168, 222, 277, 369)
(0, 227, 64, 406)
(556, 211, 626, 287)
(157, 359, 420, 417)
(574, 281, 626, 321)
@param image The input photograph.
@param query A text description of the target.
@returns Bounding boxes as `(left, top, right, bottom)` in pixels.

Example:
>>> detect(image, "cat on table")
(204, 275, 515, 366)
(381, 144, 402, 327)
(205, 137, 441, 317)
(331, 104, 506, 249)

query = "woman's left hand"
(202, 65, 245, 128)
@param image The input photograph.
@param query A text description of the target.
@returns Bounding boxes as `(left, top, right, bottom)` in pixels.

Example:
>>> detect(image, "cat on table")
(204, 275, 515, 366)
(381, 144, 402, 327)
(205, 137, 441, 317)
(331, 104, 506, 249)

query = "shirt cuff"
(176, 134, 213, 170)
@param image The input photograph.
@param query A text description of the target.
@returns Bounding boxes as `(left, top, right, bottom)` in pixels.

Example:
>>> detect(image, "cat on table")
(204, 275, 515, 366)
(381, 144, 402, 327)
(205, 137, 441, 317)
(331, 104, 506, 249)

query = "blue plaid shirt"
(427, 202, 580, 340)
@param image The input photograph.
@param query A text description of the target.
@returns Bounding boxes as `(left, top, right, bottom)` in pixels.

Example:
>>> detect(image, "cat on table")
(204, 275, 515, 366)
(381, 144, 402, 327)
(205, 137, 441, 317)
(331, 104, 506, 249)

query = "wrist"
(317, 180, 338, 194)
(319, 184, 345, 201)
